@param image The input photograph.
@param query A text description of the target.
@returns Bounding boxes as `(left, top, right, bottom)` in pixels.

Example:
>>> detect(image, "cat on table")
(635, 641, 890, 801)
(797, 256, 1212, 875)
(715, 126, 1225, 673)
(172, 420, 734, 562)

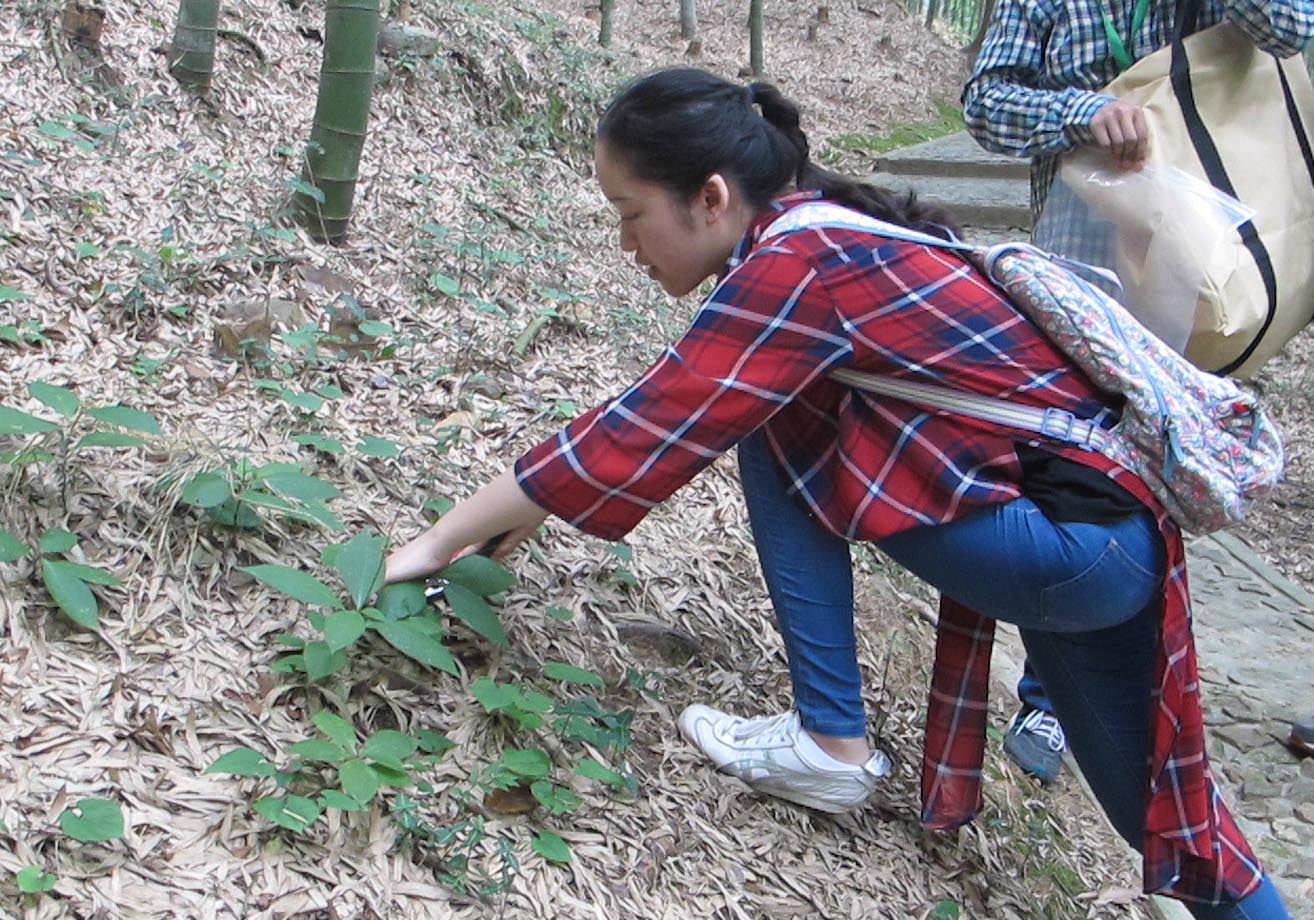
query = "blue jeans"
(738, 433, 1287, 920)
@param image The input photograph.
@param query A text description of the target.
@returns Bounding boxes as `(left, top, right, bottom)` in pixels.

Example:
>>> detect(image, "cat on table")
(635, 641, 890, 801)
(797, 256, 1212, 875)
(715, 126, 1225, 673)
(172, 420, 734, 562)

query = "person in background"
(387, 66, 1293, 919)
(961, 0, 1314, 780)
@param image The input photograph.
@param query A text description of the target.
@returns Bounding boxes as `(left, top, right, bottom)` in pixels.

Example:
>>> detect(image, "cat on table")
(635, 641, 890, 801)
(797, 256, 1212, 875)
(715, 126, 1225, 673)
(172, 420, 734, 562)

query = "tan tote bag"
(1088, 21, 1314, 376)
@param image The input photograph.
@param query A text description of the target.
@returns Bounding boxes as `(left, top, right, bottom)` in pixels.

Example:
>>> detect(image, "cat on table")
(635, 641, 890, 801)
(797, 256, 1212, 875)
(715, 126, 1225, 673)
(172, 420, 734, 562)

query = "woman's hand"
(384, 469, 550, 584)
(384, 526, 457, 584)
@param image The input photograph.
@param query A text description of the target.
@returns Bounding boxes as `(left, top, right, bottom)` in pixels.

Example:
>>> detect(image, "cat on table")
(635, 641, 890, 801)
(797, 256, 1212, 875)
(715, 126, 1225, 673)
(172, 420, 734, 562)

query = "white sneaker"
(677, 705, 890, 813)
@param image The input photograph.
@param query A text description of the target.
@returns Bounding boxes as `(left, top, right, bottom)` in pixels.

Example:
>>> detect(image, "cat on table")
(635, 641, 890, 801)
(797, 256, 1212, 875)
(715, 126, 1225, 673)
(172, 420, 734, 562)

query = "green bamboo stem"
(169, 0, 221, 94)
(294, 0, 381, 244)
(599, 0, 616, 47)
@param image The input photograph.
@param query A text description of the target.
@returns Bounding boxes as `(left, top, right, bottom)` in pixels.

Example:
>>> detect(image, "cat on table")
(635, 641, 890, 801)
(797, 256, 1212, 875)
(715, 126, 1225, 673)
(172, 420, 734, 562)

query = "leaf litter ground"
(7, 0, 1304, 917)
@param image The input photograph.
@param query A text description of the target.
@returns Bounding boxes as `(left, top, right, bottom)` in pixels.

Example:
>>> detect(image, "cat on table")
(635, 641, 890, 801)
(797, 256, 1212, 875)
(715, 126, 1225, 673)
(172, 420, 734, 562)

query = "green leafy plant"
(240, 532, 515, 683)
(0, 526, 121, 631)
(207, 711, 454, 831)
(0, 382, 160, 469)
(58, 798, 124, 842)
(180, 460, 345, 533)
(15, 865, 58, 894)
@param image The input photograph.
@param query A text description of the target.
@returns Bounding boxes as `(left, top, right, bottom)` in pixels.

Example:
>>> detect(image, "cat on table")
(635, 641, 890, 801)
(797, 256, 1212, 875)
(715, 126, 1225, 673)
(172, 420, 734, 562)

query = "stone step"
(866, 171, 1031, 230)
(872, 130, 1030, 180)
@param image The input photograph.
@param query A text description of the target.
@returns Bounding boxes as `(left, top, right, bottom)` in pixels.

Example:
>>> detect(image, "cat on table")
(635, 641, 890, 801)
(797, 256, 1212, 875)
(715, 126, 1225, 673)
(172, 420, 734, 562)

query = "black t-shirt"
(1015, 444, 1142, 523)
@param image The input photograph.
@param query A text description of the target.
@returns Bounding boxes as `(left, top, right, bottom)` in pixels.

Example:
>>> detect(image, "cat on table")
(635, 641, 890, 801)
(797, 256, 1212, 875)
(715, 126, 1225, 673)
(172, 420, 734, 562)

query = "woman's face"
(594, 142, 748, 298)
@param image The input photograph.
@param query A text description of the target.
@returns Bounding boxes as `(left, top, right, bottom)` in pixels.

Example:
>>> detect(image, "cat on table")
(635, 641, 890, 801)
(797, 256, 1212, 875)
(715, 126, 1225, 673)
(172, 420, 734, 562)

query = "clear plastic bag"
(1033, 148, 1254, 357)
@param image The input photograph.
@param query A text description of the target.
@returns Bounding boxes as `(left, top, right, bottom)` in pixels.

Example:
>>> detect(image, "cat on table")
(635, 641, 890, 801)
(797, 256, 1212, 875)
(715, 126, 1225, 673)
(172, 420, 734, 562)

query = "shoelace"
(1016, 708, 1066, 752)
(729, 711, 798, 746)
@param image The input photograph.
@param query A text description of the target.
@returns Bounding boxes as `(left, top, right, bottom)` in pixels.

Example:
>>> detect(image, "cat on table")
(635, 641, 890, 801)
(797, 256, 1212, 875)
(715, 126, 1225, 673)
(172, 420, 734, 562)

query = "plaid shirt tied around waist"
(515, 194, 1263, 903)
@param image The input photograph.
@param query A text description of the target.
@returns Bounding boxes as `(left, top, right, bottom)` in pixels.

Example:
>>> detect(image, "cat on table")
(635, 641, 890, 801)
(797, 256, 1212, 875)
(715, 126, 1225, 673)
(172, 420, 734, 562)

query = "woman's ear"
(696, 173, 733, 224)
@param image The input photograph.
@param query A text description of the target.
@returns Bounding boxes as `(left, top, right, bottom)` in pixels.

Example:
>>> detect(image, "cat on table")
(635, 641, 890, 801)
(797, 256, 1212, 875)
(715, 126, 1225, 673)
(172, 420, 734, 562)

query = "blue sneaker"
(1003, 707, 1065, 784)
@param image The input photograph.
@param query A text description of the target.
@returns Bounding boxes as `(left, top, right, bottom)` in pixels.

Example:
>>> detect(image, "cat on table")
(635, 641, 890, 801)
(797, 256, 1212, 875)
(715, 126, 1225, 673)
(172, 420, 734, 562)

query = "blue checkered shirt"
(962, 0, 1314, 217)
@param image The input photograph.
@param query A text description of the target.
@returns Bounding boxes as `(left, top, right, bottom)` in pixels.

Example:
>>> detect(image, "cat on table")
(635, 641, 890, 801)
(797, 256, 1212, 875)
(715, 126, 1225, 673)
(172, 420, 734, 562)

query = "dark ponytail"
(598, 68, 960, 240)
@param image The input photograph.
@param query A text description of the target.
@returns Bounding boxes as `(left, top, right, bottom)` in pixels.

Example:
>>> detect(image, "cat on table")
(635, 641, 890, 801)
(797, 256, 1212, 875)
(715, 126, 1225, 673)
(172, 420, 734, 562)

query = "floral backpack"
(763, 202, 1285, 535)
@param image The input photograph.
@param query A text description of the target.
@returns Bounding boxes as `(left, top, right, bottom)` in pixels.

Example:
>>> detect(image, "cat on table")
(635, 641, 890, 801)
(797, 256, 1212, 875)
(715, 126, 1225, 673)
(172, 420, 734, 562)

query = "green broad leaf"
(27, 381, 80, 417)
(312, 710, 358, 752)
(259, 471, 341, 502)
(441, 554, 514, 597)
(75, 431, 146, 449)
(356, 436, 401, 458)
(58, 798, 124, 842)
(87, 405, 160, 435)
(375, 581, 427, 620)
(530, 780, 582, 815)
(0, 284, 31, 301)
(207, 498, 261, 530)
(180, 471, 233, 509)
(206, 746, 277, 777)
(575, 757, 625, 787)
(318, 789, 366, 811)
(357, 320, 393, 336)
(338, 758, 381, 803)
(253, 794, 321, 832)
(44, 559, 120, 587)
(0, 405, 58, 435)
(273, 633, 306, 648)
(16, 864, 58, 893)
(333, 532, 386, 608)
(543, 661, 604, 687)
(519, 689, 555, 714)
(442, 583, 507, 647)
(414, 728, 454, 755)
(545, 605, 573, 621)
(270, 653, 305, 673)
(530, 830, 571, 864)
(423, 496, 455, 516)
(362, 730, 419, 765)
(38, 528, 78, 554)
(41, 558, 97, 629)
(278, 498, 346, 532)
(322, 610, 366, 652)
(607, 542, 633, 562)
(239, 490, 294, 513)
(929, 901, 962, 920)
(372, 618, 457, 675)
(38, 121, 76, 140)
(289, 738, 347, 763)
(74, 241, 101, 259)
(302, 640, 339, 681)
(0, 529, 27, 562)
(500, 748, 550, 779)
(369, 762, 411, 786)
(430, 272, 460, 296)
(281, 390, 324, 413)
(471, 677, 516, 712)
(240, 564, 341, 609)
(313, 384, 344, 400)
(292, 433, 345, 455)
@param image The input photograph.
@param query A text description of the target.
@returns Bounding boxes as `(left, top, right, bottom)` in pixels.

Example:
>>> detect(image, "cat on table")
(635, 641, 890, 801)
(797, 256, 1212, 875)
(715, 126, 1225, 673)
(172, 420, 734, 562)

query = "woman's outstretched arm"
(384, 469, 549, 584)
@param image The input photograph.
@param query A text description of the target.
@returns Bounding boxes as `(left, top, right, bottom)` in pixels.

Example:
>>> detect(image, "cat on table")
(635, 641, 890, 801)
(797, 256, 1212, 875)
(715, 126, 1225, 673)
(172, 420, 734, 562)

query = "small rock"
(369, 374, 391, 390)
(1295, 802, 1314, 825)
(1216, 723, 1272, 752)
(1272, 818, 1311, 844)
(376, 23, 441, 57)
(1240, 777, 1286, 799)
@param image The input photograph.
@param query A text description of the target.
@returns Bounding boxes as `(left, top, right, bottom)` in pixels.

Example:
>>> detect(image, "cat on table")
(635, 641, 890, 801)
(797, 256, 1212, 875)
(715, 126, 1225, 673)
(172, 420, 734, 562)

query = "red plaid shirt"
(515, 193, 1262, 903)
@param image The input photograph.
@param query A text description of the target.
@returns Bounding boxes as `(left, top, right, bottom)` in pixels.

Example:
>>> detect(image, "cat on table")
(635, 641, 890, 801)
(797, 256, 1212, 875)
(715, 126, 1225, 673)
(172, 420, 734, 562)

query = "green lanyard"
(1100, 0, 1152, 71)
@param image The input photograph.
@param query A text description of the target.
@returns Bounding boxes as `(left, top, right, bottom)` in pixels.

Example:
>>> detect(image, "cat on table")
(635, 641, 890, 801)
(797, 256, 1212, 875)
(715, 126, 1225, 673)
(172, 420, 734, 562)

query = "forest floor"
(1, 1, 1308, 919)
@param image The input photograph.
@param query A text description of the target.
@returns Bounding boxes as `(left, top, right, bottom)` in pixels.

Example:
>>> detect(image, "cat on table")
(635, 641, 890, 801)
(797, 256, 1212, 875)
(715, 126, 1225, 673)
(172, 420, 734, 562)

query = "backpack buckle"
(1039, 407, 1101, 449)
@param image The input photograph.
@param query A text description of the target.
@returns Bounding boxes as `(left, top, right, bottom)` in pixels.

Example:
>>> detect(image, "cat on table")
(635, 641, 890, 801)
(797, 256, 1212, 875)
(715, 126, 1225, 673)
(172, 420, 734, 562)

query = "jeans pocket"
(1039, 537, 1162, 631)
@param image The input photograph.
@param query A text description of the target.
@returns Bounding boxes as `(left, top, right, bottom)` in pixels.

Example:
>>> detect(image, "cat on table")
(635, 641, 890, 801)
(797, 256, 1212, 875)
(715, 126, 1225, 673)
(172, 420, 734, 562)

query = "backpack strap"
(761, 202, 1124, 293)
(830, 368, 1112, 452)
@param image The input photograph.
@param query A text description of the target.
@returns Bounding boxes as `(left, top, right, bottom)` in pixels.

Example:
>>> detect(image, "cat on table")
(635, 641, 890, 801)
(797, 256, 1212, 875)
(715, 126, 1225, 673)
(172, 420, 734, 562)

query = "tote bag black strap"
(1167, 0, 1314, 372)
